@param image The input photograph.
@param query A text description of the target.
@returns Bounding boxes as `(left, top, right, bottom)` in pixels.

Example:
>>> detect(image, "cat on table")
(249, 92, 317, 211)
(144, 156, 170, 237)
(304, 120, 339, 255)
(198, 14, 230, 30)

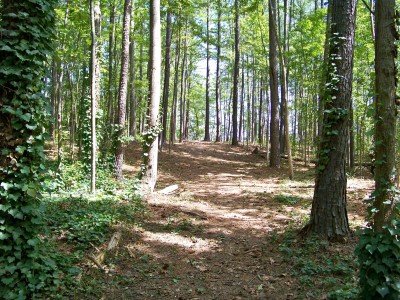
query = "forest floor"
(76, 141, 373, 299)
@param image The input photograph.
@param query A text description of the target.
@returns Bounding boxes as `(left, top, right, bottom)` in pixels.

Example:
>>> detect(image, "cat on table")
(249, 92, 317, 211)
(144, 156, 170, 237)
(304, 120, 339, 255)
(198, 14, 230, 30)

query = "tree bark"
(161, 8, 172, 148)
(144, 0, 161, 192)
(90, 0, 101, 193)
(306, 0, 356, 239)
(170, 30, 180, 146)
(373, 0, 397, 231)
(269, 0, 280, 167)
(204, 0, 211, 142)
(115, 0, 132, 179)
(232, 0, 240, 146)
(215, 1, 222, 142)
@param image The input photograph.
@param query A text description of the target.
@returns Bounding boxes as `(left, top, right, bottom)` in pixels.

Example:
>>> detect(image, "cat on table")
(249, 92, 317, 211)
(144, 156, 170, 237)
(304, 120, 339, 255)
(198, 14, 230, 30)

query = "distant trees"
(43, 0, 387, 189)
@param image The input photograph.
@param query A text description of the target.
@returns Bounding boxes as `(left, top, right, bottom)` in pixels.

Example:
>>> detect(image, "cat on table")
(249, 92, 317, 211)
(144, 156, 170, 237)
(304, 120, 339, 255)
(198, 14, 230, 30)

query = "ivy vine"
(138, 123, 162, 180)
(0, 1, 60, 298)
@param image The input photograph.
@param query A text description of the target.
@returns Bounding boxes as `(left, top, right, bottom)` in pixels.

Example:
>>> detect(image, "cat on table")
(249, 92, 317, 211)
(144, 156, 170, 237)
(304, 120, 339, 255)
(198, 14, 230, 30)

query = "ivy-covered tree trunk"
(0, 0, 58, 297)
(305, 0, 356, 239)
(107, 0, 116, 128)
(115, 0, 132, 179)
(357, 4, 399, 298)
(90, 0, 101, 193)
(372, 0, 397, 232)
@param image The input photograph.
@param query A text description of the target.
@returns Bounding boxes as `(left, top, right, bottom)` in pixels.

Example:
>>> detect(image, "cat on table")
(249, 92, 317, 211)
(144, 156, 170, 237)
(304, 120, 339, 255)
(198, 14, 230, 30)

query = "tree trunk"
(204, 0, 211, 141)
(305, 0, 356, 239)
(90, 0, 101, 193)
(128, 13, 136, 137)
(373, 0, 397, 231)
(144, 0, 161, 192)
(161, 8, 172, 148)
(179, 21, 188, 143)
(170, 30, 180, 146)
(107, 0, 116, 129)
(115, 0, 131, 179)
(232, 0, 240, 146)
(269, 0, 280, 167)
(270, 0, 293, 179)
(215, 1, 222, 142)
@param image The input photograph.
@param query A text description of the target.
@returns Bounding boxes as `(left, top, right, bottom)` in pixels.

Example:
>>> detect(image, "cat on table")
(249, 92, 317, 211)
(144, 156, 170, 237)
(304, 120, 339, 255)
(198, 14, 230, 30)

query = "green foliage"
(0, 1, 60, 298)
(39, 161, 142, 297)
(274, 193, 302, 205)
(44, 195, 141, 249)
(356, 222, 400, 299)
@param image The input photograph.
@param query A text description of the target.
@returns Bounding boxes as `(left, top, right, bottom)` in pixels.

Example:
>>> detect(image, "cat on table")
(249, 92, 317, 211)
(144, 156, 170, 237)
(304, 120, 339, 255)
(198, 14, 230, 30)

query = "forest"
(1, 0, 400, 299)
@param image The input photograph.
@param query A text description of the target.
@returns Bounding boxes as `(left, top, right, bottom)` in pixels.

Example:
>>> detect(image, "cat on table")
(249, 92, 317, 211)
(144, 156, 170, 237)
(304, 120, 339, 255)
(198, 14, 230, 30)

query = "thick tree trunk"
(144, 0, 161, 192)
(373, 0, 397, 231)
(115, 0, 131, 179)
(306, 0, 356, 239)
(269, 0, 280, 167)
(231, 0, 240, 146)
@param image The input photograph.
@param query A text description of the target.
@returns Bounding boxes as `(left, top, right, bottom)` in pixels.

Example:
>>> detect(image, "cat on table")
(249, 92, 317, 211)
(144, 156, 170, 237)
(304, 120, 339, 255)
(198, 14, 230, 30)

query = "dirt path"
(102, 141, 373, 299)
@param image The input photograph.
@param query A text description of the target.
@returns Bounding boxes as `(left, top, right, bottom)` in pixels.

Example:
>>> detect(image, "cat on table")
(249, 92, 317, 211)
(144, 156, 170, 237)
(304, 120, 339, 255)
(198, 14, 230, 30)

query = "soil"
(85, 141, 373, 299)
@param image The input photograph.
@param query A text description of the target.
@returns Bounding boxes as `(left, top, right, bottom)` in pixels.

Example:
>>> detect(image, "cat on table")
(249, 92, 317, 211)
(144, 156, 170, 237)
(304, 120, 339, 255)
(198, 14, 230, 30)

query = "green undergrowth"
(274, 193, 303, 205)
(38, 162, 143, 298)
(278, 231, 359, 299)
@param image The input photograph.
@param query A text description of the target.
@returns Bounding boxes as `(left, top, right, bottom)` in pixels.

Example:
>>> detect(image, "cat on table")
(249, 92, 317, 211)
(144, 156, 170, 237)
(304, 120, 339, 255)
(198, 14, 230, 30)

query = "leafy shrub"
(356, 222, 400, 299)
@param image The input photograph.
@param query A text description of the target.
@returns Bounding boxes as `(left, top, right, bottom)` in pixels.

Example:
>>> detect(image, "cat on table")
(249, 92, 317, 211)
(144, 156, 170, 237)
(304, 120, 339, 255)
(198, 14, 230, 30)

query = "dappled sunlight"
(140, 231, 218, 254)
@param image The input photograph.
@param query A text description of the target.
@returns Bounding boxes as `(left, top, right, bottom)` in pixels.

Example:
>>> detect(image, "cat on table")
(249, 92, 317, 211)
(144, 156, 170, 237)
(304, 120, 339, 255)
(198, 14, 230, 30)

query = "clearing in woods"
(83, 141, 373, 299)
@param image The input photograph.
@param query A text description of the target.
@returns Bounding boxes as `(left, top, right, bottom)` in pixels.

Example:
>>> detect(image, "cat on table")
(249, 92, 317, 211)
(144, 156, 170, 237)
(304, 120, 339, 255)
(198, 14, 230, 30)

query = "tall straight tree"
(107, 0, 116, 125)
(90, 0, 101, 193)
(204, 0, 211, 141)
(372, 0, 397, 231)
(215, 0, 222, 142)
(269, 0, 280, 167)
(357, 4, 399, 298)
(305, 0, 356, 239)
(129, 12, 136, 137)
(161, 8, 172, 148)
(231, 0, 240, 146)
(115, 0, 132, 179)
(143, 0, 161, 192)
